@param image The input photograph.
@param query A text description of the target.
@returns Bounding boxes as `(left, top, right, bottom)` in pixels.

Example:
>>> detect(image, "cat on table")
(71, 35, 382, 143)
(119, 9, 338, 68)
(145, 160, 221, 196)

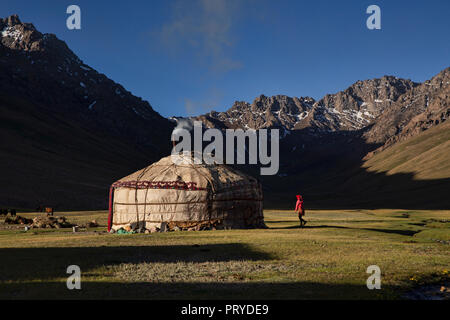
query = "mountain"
(363, 120, 450, 181)
(305, 76, 417, 132)
(346, 120, 450, 209)
(188, 68, 449, 209)
(0, 15, 173, 148)
(194, 76, 417, 133)
(0, 15, 173, 210)
(1, 14, 448, 210)
(196, 95, 315, 131)
(364, 67, 450, 155)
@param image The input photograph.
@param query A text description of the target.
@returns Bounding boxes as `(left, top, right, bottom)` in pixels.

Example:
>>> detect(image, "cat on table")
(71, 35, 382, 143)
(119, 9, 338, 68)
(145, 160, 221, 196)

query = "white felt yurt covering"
(107, 153, 265, 232)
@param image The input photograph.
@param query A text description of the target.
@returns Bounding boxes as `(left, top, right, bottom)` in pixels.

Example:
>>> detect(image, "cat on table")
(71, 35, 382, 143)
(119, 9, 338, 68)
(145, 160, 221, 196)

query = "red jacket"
(295, 199, 304, 212)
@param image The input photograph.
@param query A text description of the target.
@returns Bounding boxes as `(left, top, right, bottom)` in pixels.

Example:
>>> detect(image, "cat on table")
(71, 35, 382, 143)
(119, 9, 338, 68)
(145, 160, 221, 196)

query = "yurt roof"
(112, 152, 259, 191)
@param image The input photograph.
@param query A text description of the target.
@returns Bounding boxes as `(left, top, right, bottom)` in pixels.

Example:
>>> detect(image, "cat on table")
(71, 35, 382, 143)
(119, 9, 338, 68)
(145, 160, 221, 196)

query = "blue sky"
(1, 0, 449, 117)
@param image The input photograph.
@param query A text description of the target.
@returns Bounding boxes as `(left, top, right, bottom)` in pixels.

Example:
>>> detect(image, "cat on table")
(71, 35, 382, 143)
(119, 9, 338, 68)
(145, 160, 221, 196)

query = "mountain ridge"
(0, 15, 173, 209)
(192, 75, 418, 133)
(0, 14, 173, 149)
(0, 14, 448, 210)
(190, 67, 448, 159)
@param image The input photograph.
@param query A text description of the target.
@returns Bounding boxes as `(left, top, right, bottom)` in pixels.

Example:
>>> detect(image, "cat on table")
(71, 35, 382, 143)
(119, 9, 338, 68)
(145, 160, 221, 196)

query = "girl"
(295, 195, 307, 227)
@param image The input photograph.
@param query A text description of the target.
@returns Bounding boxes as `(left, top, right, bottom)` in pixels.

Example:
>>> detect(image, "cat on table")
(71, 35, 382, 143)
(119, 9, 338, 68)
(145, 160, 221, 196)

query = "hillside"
(0, 94, 159, 210)
(0, 15, 173, 148)
(363, 120, 450, 181)
(326, 120, 450, 210)
(0, 14, 448, 211)
(185, 69, 449, 209)
(364, 67, 449, 151)
(263, 121, 450, 210)
(0, 15, 173, 210)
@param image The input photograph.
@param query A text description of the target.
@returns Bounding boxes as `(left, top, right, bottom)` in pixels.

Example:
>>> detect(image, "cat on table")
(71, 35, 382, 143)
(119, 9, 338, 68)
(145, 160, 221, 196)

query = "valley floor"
(0, 209, 448, 299)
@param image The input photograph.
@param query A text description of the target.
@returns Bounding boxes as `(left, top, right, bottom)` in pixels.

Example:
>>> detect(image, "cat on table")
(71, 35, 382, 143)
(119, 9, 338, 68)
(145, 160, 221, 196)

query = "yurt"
(107, 153, 265, 232)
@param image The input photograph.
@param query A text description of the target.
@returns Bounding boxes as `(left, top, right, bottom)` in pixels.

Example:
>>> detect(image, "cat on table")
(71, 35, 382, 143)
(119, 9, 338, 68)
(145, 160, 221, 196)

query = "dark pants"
(298, 210, 306, 226)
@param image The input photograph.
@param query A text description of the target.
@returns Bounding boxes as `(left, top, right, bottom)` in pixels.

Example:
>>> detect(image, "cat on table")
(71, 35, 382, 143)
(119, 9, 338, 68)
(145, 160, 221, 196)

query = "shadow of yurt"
(108, 152, 266, 233)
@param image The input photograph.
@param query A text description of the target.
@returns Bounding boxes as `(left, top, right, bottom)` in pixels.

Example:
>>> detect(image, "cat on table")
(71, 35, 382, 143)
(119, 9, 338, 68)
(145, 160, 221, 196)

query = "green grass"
(0, 209, 448, 299)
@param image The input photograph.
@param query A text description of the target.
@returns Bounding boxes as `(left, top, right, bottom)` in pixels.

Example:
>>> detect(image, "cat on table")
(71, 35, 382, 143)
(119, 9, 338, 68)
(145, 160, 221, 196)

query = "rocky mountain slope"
(364, 67, 449, 154)
(190, 67, 449, 209)
(0, 15, 173, 149)
(0, 14, 448, 210)
(194, 76, 417, 134)
(192, 67, 448, 155)
(0, 15, 173, 209)
(347, 120, 450, 209)
(363, 120, 450, 181)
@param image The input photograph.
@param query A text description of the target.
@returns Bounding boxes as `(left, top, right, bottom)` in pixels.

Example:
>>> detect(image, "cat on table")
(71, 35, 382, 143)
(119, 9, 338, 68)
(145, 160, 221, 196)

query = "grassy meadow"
(0, 209, 448, 299)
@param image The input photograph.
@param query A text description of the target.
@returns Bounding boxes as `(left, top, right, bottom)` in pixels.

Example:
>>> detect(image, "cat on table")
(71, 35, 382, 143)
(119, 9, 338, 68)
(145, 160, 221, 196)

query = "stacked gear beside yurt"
(107, 153, 265, 232)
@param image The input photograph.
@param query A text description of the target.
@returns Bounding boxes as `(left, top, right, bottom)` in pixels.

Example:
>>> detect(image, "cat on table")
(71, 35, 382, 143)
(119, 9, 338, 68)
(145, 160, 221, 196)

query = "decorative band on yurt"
(111, 180, 206, 191)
